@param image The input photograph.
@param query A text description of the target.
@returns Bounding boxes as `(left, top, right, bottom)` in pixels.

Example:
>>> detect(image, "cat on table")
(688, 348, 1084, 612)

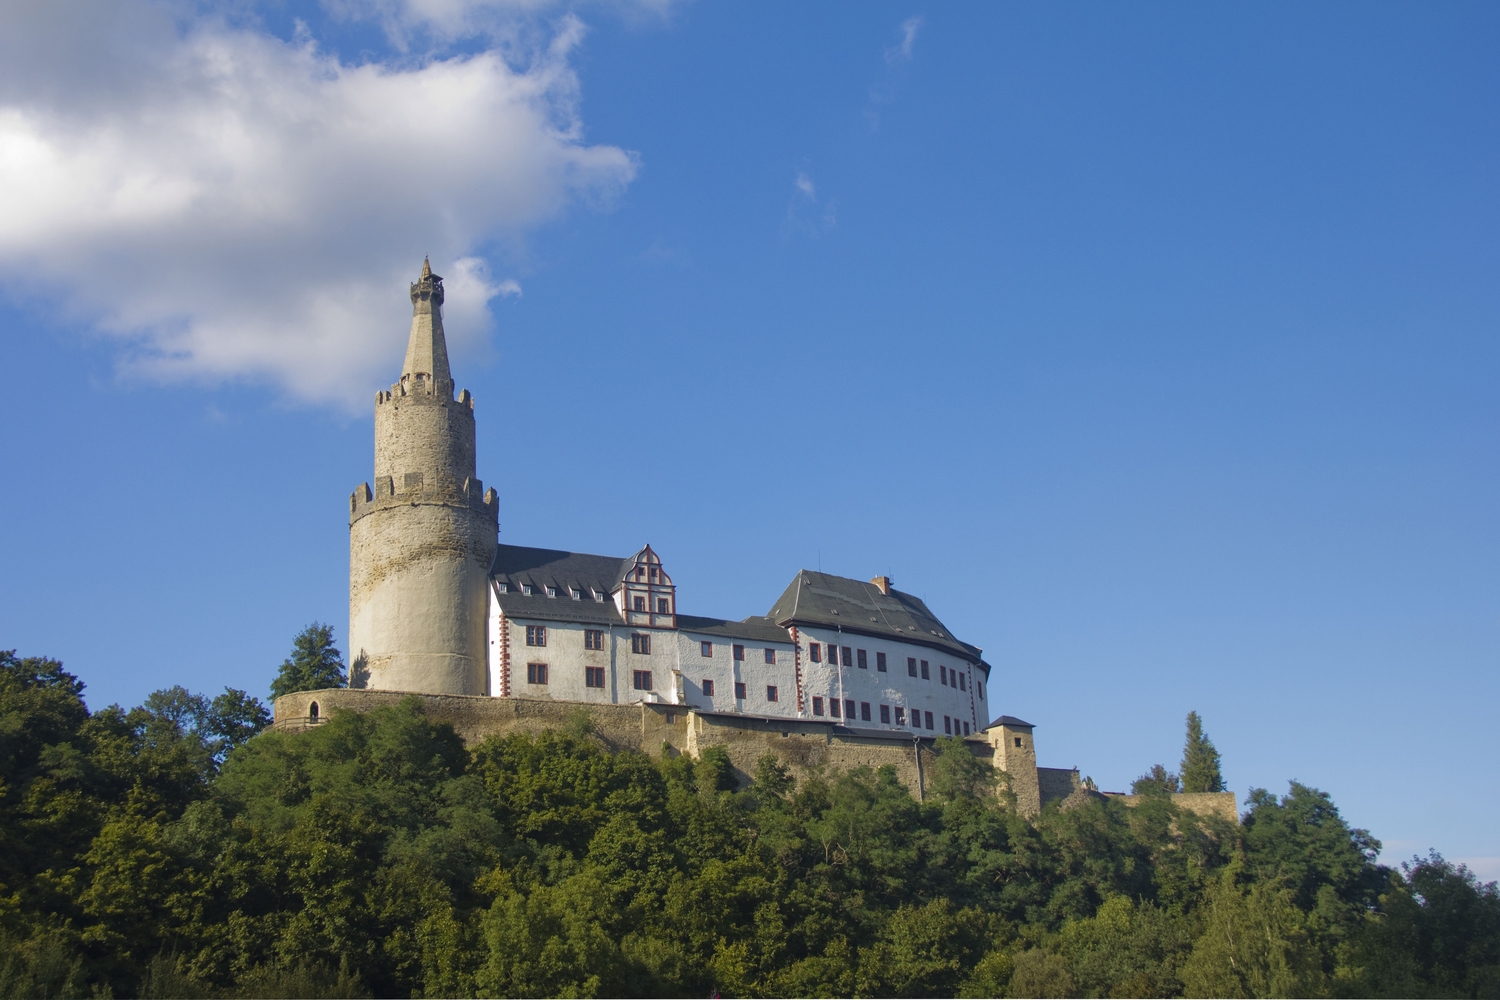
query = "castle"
(274, 261, 1233, 821)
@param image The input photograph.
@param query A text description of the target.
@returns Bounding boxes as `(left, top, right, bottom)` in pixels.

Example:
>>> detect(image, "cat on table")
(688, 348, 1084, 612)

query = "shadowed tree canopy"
(1179, 710, 1224, 793)
(269, 622, 347, 699)
(2, 646, 1495, 999)
(1132, 763, 1181, 796)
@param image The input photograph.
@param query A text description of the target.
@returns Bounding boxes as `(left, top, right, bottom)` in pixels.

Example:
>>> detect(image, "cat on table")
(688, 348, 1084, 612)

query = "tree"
(269, 622, 346, 699)
(1178, 710, 1224, 793)
(1131, 764, 1180, 796)
(141, 684, 270, 768)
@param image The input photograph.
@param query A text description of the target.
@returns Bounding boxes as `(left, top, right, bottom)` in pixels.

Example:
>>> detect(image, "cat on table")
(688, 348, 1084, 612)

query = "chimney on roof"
(871, 576, 893, 595)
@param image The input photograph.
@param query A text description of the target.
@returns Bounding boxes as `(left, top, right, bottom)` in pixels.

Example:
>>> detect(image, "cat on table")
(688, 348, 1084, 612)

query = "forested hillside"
(2, 648, 1497, 999)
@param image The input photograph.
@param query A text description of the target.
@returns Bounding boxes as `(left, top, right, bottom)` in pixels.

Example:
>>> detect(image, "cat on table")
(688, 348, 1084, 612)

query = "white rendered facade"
(485, 548, 991, 735)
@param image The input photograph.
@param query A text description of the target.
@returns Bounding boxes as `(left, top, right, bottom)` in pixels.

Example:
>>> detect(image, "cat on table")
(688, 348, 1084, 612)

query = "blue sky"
(1, 1, 1496, 874)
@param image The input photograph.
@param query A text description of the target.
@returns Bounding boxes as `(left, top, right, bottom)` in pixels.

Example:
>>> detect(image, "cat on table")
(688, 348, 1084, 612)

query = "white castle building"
(348, 261, 991, 740)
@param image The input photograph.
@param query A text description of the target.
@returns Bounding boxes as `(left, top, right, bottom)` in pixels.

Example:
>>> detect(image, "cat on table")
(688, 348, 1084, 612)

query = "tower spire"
(402, 258, 451, 388)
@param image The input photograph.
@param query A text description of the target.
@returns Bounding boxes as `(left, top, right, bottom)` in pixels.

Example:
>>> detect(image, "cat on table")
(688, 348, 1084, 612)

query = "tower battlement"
(349, 475, 498, 523)
(375, 385, 474, 406)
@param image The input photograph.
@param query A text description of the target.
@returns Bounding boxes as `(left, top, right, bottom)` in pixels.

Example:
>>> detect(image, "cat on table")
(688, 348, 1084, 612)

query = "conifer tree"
(1179, 710, 1224, 793)
(269, 622, 346, 699)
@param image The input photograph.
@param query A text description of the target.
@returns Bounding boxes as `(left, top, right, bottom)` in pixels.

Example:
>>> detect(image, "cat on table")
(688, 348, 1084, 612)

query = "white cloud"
(885, 16, 922, 65)
(0, 1, 637, 407)
(324, 0, 677, 50)
(783, 171, 835, 239)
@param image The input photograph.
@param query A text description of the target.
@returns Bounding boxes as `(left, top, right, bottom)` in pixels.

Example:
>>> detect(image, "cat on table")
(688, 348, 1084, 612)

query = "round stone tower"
(348, 259, 498, 695)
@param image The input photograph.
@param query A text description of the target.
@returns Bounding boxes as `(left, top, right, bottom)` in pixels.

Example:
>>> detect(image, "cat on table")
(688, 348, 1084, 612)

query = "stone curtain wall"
(274, 689, 947, 798)
(272, 690, 1239, 822)
(1103, 791, 1240, 823)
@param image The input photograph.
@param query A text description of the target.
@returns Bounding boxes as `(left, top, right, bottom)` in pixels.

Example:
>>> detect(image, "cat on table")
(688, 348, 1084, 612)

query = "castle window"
(920, 660, 930, 680)
(925, 711, 934, 730)
(959, 673, 966, 691)
(657, 598, 669, 614)
(812, 696, 824, 716)
(860, 702, 871, 722)
(940, 665, 948, 685)
(829, 699, 840, 718)
(766, 686, 778, 702)
(585, 666, 604, 688)
(585, 629, 604, 651)
(1015, 737, 1023, 748)
(963, 722, 970, 736)
(944, 715, 951, 734)
(527, 662, 549, 685)
(733, 644, 745, 661)
(666, 711, 675, 724)
(734, 682, 746, 699)
(702, 679, 714, 696)
(650, 567, 658, 580)
(636, 567, 645, 580)
(701, 641, 713, 657)
(763, 648, 775, 664)
(631, 633, 651, 654)
(526, 626, 546, 647)
(857, 649, 867, 669)
(842, 646, 853, 668)
(634, 596, 646, 612)
(877, 652, 887, 672)
(546, 586, 557, 598)
(895, 706, 905, 726)
(907, 657, 917, 677)
(879, 704, 890, 724)
(809, 643, 822, 662)
(632, 669, 652, 691)
(845, 699, 857, 720)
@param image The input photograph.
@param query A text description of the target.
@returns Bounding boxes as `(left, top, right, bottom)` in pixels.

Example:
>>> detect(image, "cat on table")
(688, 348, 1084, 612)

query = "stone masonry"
(347, 261, 498, 696)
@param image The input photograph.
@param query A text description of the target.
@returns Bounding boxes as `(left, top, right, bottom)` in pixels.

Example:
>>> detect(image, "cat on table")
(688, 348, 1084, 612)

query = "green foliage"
(1179, 710, 1224, 793)
(1, 646, 1493, 998)
(269, 622, 347, 699)
(1133, 763, 1181, 796)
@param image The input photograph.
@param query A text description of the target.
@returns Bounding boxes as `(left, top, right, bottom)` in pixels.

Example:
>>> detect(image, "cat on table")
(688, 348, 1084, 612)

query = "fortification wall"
(1104, 791, 1239, 823)
(273, 689, 951, 799)
(271, 691, 1240, 824)
(1038, 766, 1082, 806)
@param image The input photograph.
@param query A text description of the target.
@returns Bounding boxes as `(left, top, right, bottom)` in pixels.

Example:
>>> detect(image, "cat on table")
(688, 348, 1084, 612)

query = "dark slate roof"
(490, 544, 631, 625)
(983, 715, 1035, 730)
(676, 614, 792, 643)
(487, 546, 792, 641)
(766, 570, 988, 669)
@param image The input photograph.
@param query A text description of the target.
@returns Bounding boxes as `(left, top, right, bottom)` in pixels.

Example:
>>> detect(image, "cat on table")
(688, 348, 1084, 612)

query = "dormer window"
(496, 582, 508, 594)
(522, 584, 533, 596)
(546, 586, 557, 598)
(570, 588, 581, 600)
(594, 589, 605, 602)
